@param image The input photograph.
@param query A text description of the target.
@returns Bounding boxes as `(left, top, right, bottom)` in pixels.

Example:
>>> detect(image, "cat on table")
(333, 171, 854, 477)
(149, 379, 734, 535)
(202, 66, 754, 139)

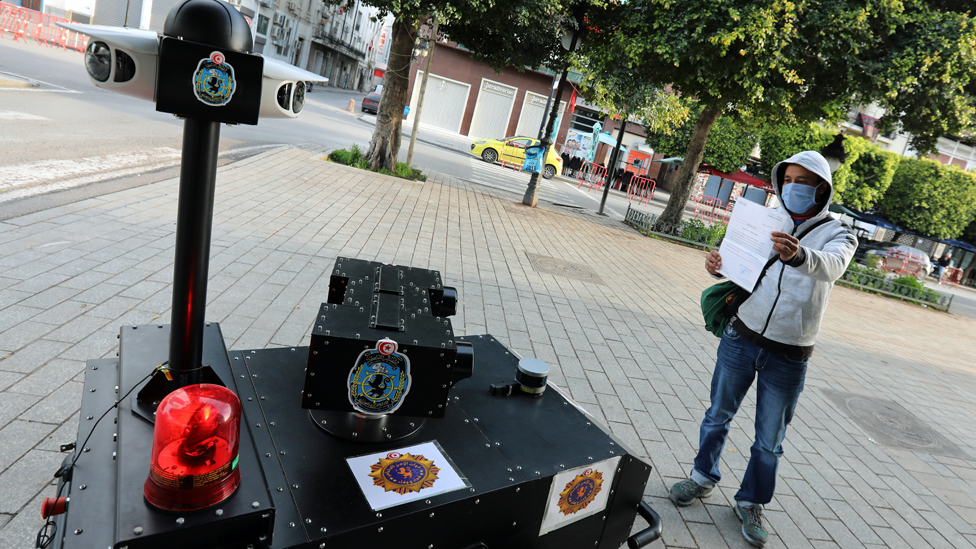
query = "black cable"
(35, 363, 166, 549)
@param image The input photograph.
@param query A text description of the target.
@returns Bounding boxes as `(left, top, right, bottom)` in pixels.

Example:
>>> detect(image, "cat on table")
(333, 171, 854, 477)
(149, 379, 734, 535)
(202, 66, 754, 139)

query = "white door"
(468, 79, 517, 140)
(515, 91, 566, 138)
(408, 72, 471, 133)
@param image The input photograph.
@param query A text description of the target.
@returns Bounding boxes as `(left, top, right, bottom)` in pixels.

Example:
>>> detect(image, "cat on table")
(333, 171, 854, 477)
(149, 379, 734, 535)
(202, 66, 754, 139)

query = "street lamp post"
(598, 113, 629, 215)
(522, 22, 582, 208)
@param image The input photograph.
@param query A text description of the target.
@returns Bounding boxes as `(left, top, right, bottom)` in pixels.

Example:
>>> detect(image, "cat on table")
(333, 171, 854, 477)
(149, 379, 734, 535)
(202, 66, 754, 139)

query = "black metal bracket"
(627, 500, 664, 548)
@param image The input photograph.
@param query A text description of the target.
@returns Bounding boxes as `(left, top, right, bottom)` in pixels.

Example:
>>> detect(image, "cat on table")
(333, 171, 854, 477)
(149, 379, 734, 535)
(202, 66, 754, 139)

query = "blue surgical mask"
(782, 183, 819, 213)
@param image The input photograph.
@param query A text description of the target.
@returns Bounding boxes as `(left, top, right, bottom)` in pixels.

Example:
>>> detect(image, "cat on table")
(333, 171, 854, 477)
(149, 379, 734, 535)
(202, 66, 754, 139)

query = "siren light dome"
(144, 383, 242, 511)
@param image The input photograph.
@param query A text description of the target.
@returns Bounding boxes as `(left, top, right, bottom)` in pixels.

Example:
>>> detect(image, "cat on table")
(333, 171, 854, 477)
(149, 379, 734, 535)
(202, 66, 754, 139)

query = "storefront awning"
(702, 165, 774, 192)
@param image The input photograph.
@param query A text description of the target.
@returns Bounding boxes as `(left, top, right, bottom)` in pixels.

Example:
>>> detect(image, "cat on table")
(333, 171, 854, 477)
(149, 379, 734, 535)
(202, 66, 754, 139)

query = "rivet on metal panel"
(87, 416, 93, 420)
(321, 420, 327, 425)
(352, 432, 358, 436)
(610, 451, 615, 455)
(215, 509, 223, 516)
(429, 513, 434, 518)
(475, 499, 480, 504)
(485, 444, 490, 448)
(310, 372, 315, 376)
(355, 333, 360, 339)
(306, 518, 312, 524)
(473, 418, 478, 422)
(256, 423, 261, 428)
(90, 388, 96, 393)
(266, 453, 271, 457)
(79, 484, 86, 490)
(73, 529, 82, 535)
(386, 434, 392, 439)
(378, 527, 384, 533)
(438, 404, 442, 409)
(260, 396, 265, 400)
(280, 451, 286, 455)
(252, 502, 260, 508)
(512, 522, 517, 527)
(234, 357, 239, 361)
(321, 527, 328, 533)
(134, 527, 143, 535)
(410, 422, 415, 427)
(176, 518, 184, 525)
(509, 477, 514, 482)
(270, 422, 275, 426)
(277, 487, 283, 492)
(289, 523, 295, 528)
(84, 447, 90, 452)
(560, 464, 565, 468)
(313, 351, 318, 355)
(442, 385, 447, 389)
(516, 488, 520, 493)
(376, 512, 382, 518)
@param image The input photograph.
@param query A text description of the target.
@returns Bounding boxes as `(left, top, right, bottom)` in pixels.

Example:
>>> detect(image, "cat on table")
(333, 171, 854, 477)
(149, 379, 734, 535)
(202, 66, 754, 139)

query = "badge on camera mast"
(347, 338, 412, 415)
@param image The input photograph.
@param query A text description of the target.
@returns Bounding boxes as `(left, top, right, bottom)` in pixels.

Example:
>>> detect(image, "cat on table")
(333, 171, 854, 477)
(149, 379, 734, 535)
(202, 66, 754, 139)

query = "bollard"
(347, 98, 355, 112)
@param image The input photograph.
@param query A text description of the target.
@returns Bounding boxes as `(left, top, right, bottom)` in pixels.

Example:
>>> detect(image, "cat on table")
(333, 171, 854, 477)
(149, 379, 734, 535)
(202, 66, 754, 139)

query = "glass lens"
(85, 41, 112, 82)
(292, 81, 305, 114)
(276, 83, 292, 110)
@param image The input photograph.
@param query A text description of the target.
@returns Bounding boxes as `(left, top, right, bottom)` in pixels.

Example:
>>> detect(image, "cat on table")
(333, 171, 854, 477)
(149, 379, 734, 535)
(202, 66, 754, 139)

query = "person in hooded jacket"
(669, 151, 857, 548)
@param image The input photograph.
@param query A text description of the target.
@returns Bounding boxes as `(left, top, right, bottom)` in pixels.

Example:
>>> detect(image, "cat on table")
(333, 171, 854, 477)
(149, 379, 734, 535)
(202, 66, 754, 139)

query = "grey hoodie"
(733, 150, 858, 351)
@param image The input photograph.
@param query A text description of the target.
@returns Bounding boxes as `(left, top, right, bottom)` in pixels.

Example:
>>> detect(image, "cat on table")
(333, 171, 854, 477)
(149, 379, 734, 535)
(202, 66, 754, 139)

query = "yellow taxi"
(470, 136, 563, 179)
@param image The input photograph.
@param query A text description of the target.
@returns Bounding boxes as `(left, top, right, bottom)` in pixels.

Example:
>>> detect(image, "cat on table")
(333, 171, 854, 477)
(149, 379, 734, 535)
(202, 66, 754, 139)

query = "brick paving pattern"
(1, 147, 974, 548)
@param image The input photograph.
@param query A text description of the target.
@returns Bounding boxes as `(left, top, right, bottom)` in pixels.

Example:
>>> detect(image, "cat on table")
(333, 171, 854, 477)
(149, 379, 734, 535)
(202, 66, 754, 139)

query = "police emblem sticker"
(193, 51, 237, 107)
(348, 338, 411, 415)
(539, 456, 621, 536)
(346, 441, 469, 510)
(368, 452, 440, 495)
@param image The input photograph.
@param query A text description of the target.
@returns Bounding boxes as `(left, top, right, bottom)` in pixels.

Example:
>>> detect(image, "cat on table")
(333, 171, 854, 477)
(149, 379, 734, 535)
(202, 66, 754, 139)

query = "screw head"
(133, 527, 143, 535)
(176, 518, 184, 525)
(73, 529, 83, 535)
(252, 501, 260, 508)
(215, 509, 223, 516)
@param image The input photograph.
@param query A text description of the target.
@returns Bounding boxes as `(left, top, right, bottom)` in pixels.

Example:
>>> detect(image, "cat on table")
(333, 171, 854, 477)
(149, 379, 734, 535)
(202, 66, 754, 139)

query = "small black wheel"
(481, 149, 498, 163)
(542, 164, 557, 179)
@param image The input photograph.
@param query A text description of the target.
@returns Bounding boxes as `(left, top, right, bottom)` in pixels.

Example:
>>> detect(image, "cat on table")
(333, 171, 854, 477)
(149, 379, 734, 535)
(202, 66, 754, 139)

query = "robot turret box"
(302, 257, 474, 420)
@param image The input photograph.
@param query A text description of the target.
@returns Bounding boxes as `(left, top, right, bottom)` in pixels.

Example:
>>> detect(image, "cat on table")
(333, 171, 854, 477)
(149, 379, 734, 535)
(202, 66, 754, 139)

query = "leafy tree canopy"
(644, 105, 761, 174)
(875, 157, 976, 239)
(831, 137, 901, 211)
(757, 123, 836, 178)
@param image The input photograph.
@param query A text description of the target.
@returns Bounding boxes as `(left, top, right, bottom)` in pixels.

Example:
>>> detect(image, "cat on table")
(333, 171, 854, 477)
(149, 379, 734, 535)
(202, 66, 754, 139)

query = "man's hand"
(706, 250, 722, 275)
(771, 231, 800, 261)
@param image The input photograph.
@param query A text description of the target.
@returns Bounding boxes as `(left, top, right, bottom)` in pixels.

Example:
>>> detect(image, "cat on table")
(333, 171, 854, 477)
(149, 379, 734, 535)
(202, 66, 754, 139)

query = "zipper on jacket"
(759, 224, 799, 337)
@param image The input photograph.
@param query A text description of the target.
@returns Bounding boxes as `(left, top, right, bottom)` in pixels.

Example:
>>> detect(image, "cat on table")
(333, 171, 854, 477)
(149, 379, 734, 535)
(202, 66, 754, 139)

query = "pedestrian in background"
(937, 252, 953, 284)
(669, 151, 857, 548)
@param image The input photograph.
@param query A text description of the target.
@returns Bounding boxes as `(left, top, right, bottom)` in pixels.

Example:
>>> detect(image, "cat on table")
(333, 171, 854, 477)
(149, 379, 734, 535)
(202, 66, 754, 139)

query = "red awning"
(701, 165, 774, 192)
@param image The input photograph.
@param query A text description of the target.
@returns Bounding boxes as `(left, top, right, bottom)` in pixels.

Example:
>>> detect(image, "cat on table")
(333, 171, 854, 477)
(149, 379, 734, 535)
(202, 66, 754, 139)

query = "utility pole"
(406, 17, 438, 168)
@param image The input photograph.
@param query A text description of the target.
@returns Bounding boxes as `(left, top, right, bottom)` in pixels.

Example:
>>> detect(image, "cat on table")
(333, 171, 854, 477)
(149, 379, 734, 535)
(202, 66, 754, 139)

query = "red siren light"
(144, 383, 242, 511)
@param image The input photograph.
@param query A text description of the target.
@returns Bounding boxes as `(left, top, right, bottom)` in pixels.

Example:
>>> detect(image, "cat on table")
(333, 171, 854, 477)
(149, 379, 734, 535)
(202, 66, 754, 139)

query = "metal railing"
(0, 4, 88, 52)
(838, 268, 953, 311)
(625, 206, 726, 249)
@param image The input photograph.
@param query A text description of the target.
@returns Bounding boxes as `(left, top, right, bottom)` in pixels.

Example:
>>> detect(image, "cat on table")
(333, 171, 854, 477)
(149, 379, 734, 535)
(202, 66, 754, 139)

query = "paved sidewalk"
(1, 147, 976, 549)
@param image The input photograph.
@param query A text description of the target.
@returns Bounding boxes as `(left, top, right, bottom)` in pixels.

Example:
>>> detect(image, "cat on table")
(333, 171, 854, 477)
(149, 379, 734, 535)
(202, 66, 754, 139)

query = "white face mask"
(782, 183, 819, 213)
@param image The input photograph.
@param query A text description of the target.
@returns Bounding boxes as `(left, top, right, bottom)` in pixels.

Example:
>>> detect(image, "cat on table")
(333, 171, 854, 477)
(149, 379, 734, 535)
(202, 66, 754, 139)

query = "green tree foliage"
(831, 137, 901, 210)
(644, 107, 760, 174)
(580, 0, 976, 226)
(351, 0, 601, 171)
(758, 123, 836, 177)
(875, 158, 976, 239)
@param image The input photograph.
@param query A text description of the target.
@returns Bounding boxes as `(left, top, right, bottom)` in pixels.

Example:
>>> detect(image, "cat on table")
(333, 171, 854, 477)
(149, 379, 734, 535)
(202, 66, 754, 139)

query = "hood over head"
(771, 150, 835, 221)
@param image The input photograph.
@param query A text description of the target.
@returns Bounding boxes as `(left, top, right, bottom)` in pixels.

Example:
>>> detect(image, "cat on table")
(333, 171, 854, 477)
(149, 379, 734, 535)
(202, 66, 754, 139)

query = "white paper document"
(718, 199, 790, 292)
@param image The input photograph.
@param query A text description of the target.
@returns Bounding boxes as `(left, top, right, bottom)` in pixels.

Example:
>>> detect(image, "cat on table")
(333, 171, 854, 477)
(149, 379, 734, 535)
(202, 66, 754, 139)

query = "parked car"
(469, 136, 563, 179)
(361, 92, 381, 114)
(855, 241, 932, 278)
(371, 83, 383, 93)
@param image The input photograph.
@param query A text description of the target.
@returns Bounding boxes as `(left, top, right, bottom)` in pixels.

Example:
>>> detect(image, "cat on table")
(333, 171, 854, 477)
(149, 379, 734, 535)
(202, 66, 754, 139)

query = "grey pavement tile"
(36, 412, 80, 452)
(0, 483, 55, 549)
(876, 507, 937, 549)
(824, 500, 885, 545)
(29, 300, 89, 326)
(0, 371, 23, 392)
(7, 359, 85, 396)
(0, 340, 70, 374)
(765, 509, 817, 549)
(0, 449, 63, 514)
(0, 321, 56, 352)
(84, 295, 142, 319)
(59, 331, 119, 362)
(0, 289, 31, 310)
(686, 519, 731, 549)
(776, 494, 831, 540)
(43, 313, 113, 344)
(0, 420, 57, 471)
(645, 495, 698, 548)
(17, 286, 81, 310)
(18, 382, 83, 424)
(0, 304, 43, 333)
(917, 511, 976, 549)
(817, 519, 868, 549)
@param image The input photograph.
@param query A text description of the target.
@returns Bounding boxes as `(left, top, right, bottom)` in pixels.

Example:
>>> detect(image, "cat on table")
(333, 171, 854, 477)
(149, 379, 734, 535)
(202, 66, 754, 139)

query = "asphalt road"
(0, 38, 639, 221)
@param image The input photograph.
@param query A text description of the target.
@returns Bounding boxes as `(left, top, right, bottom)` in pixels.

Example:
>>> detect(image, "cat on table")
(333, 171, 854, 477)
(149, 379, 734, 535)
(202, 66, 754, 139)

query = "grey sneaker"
(668, 478, 713, 507)
(734, 502, 768, 548)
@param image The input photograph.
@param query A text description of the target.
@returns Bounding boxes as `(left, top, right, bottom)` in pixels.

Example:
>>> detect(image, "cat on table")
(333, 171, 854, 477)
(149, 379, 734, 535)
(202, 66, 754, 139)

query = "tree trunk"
(655, 104, 723, 228)
(365, 17, 418, 172)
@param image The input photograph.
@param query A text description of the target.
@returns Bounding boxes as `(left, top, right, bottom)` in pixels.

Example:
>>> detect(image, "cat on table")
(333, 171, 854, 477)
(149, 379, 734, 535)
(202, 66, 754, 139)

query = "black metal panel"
(600, 455, 653, 549)
(113, 324, 275, 549)
(455, 335, 622, 479)
(59, 359, 120, 549)
(229, 349, 308, 548)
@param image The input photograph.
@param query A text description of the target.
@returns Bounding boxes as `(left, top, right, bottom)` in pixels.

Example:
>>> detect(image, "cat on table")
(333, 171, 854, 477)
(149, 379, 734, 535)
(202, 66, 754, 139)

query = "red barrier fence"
(692, 196, 724, 224)
(882, 249, 928, 279)
(942, 266, 963, 287)
(0, 4, 88, 52)
(576, 161, 607, 193)
(627, 176, 655, 205)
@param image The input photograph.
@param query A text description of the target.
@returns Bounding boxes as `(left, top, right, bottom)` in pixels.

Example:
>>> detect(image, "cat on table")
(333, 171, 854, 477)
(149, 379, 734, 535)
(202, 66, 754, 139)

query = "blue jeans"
(690, 323, 807, 505)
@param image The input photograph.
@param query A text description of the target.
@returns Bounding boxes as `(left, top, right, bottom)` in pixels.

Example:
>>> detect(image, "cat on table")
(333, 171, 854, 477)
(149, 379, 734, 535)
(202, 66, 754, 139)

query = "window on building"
(570, 109, 603, 133)
(257, 15, 269, 35)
